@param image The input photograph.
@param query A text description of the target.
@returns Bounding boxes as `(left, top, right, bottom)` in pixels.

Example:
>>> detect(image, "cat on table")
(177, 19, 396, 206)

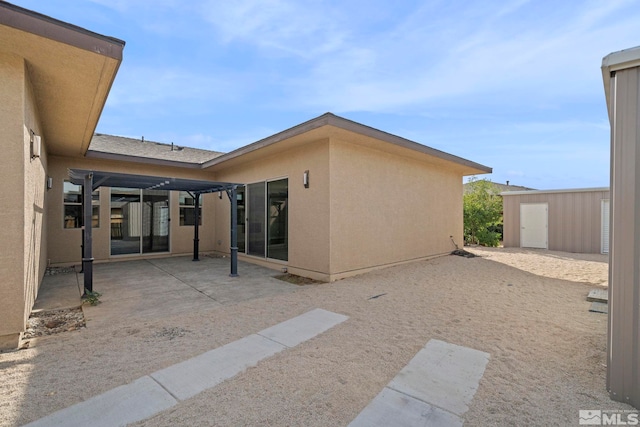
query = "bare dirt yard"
(1, 247, 633, 426)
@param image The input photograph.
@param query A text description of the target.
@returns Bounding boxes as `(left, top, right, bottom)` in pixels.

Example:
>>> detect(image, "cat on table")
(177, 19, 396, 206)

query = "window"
(63, 181, 99, 228)
(179, 191, 202, 226)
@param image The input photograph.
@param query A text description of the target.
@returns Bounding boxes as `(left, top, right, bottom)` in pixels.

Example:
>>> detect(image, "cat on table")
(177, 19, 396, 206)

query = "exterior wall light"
(303, 170, 309, 188)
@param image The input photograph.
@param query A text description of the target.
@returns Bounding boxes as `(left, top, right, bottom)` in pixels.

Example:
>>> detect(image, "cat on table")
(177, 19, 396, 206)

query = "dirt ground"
(1, 247, 634, 426)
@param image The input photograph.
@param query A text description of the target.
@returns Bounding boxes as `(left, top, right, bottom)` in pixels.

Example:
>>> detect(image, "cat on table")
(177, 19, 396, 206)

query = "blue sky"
(14, 0, 640, 189)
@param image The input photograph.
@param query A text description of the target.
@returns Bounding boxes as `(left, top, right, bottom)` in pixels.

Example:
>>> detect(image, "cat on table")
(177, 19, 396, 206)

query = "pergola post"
(230, 185, 238, 277)
(192, 192, 201, 261)
(82, 173, 94, 294)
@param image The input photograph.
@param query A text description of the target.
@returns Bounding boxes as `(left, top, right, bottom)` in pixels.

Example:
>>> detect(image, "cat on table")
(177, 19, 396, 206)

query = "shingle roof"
(87, 134, 224, 166)
(464, 181, 535, 194)
(491, 182, 535, 193)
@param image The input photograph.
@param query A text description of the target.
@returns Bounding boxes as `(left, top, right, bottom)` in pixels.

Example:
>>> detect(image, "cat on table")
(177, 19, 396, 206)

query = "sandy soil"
(0, 247, 631, 426)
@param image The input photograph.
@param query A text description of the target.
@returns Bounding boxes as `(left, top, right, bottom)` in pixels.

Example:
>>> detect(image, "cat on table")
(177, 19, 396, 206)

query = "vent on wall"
(30, 131, 41, 159)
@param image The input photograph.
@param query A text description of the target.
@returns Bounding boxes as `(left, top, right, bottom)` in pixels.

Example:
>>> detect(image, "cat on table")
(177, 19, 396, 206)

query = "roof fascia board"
(501, 187, 610, 196)
(201, 113, 333, 168)
(327, 114, 492, 174)
(85, 150, 202, 169)
(80, 60, 124, 154)
(0, 1, 125, 60)
(202, 112, 492, 174)
(602, 46, 640, 120)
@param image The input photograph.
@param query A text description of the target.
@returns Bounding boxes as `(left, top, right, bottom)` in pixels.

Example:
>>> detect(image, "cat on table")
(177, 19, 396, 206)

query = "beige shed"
(502, 188, 610, 254)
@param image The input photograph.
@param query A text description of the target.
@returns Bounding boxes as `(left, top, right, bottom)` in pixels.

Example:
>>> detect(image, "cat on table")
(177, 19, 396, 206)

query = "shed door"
(520, 203, 548, 249)
(602, 199, 610, 254)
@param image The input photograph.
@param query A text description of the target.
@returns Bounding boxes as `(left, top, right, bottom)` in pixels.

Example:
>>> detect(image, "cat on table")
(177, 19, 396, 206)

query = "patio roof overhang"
(68, 169, 240, 193)
(68, 169, 243, 295)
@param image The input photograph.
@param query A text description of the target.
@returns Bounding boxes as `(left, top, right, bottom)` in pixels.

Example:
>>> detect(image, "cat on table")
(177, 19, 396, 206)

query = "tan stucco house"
(0, 2, 491, 349)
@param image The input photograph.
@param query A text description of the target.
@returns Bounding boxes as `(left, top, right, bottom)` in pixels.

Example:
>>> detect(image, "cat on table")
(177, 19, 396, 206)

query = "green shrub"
(464, 178, 502, 247)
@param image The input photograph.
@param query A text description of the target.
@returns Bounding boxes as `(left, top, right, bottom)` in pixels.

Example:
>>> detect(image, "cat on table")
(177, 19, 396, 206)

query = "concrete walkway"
(24, 308, 349, 427)
(349, 340, 490, 427)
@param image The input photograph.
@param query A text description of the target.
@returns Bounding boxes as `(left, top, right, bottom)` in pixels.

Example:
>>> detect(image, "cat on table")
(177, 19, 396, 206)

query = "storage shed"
(602, 44, 640, 409)
(502, 187, 610, 254)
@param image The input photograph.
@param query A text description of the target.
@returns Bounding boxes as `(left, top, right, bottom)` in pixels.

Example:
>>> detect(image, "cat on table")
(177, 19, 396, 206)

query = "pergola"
(69, 169, 242, 295)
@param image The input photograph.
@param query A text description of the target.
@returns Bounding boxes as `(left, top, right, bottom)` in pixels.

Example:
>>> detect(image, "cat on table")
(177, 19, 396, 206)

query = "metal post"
(230, 185, 238, 277)
(192, 192, 201, 261)
(82, 173, 94, 294)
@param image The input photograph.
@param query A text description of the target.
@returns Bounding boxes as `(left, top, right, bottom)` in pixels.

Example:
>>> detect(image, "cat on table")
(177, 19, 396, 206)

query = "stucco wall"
(213, 138, 331, 279)
(503, 189, 609, 253)
(47, 156, 218, 265)
(328, 138, 462, 279)
(211, 135, 466, 281)
(0, 53, 27, 345)
(0, 54, 48, 347)
(23, 61, 48, 334)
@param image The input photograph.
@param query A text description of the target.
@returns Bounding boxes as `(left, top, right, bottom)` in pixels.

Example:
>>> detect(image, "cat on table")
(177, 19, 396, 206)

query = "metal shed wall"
(605, 62, 640, 408)
(503, 189, 609, 253)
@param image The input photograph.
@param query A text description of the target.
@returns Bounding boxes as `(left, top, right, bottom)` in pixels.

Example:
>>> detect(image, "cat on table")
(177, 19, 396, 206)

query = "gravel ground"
(0, 247, 635, 426)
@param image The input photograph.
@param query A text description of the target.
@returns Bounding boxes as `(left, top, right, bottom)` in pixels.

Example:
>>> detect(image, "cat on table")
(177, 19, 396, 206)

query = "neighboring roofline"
(501, 187, 610, 196)
(202, 112, 492, 173)
(85, 150, 203, 169)
(602, 46, 640, 120)
(0, 1, 125, 60)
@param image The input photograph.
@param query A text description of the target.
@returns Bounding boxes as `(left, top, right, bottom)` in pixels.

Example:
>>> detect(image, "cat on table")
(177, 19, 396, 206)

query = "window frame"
(178, 191, 202, 226)
(63, 180, 100, 229)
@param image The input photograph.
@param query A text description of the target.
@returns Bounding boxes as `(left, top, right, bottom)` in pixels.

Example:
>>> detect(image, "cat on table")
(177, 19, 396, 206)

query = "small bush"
(82, 289, 102, 306)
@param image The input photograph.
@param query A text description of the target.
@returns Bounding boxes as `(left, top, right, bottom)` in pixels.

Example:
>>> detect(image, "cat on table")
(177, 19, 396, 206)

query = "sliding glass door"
(244, 179, 288, 261)
(142, 190, 170, 253)
(247, 183, 265, 257)
(267, 179, 288, 261)
(236, 187, 246, 253)
(110, 188, 169, 255)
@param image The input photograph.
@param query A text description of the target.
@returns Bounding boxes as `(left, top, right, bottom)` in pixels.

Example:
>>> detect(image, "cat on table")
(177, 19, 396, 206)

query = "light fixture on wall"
(30, 130, 41, 159)
(303, 170, 309, 188)
(46, 176, 53, 190)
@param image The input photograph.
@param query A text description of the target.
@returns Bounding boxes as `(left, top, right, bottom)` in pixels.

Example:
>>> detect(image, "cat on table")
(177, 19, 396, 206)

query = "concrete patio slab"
(69, 256, 300, 328)
(590, 301, 608, 313)
(389, 339, 490, 416)
(32, 270, 82, 312)
(349, 387, 463, 427)
(350, 339, 489, 426)
(23, 376, 177, 427)
(258, 308, 350, 348)
(587, 288, 608, 303)
(151, 334, 286, 401)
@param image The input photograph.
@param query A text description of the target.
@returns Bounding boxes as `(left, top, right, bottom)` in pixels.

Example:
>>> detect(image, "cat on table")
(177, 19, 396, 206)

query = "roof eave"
(602, 46, 640, 121)
(202, 112, 492, 174)
(501, 187, 610, 196)
(0, 1, 125, 59)
(86, 150, 204, 169)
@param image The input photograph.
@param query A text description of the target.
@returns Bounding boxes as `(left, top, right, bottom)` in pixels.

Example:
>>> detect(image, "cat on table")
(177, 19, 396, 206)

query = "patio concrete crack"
(144, 259, 221, 303)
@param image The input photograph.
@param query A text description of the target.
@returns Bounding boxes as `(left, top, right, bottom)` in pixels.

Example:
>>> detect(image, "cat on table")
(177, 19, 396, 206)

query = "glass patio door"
(142, 190, 170, 253)
(245, 179, 288, 261)
(110, 188, 169, 255)
(247, 183, 265, 257)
